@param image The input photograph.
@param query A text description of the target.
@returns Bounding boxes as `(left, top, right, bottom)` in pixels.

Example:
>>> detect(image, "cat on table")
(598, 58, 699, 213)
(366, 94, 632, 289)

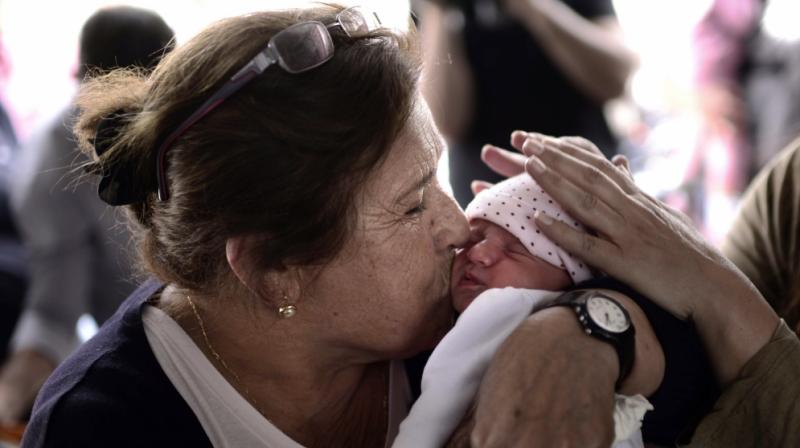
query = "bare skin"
(501, 0, 636, 102)
(419, 0, 635, 140)
(516, 131, 778, 384)
(469, 130, 779, 446)
(157, 98, 470, 447)
(451, 219, 571, 312)
(0, 350, 55, 425)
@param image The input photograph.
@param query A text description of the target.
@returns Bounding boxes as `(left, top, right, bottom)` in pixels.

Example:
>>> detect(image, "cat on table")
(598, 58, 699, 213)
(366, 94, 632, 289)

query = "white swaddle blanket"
(393, 287, 652, 448)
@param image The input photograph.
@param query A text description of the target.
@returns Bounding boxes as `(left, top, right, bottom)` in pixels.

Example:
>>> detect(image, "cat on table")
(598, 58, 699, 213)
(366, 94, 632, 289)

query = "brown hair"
(73, 6, 420, 294)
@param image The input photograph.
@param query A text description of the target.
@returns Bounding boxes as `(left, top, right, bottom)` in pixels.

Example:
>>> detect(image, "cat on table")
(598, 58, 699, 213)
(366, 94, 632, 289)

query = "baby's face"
(451, 219, 571, 312)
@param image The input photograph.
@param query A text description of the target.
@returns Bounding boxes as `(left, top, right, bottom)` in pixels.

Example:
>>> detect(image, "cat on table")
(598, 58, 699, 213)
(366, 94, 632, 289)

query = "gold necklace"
(185, 294, 266, 416)
(186, 295, 391, 440)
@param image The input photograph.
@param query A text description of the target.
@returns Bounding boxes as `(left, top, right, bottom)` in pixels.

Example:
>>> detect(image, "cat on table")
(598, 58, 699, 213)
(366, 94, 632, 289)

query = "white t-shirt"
(392, 287, 652, 448)
(143, 305, 411, 448)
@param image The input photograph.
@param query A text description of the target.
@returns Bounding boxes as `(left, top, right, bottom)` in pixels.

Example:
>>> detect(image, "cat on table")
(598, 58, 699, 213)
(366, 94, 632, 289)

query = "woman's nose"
(433, 188, 470, 251)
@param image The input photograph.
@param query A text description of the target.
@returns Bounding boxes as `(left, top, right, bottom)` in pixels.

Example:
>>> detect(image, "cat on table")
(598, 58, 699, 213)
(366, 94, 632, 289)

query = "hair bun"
(92, 110, 152, 205)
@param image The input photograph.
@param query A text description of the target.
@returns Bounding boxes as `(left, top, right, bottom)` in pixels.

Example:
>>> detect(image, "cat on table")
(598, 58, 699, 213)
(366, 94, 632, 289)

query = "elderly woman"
(18, 4, 794, 448)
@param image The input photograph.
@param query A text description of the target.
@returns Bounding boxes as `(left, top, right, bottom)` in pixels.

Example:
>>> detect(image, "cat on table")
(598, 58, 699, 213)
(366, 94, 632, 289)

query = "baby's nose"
(466, 241, 496, 267)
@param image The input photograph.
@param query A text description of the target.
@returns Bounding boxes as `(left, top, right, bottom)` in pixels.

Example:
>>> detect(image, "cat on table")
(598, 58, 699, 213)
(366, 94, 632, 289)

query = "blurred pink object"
(694, 0, 762, 87)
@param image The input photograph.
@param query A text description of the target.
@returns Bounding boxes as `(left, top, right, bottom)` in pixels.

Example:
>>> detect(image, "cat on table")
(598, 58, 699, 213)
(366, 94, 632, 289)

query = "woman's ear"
(226, 235, 257, 290)
(225, 236, 302, 307)
(225, 236, 245, 283)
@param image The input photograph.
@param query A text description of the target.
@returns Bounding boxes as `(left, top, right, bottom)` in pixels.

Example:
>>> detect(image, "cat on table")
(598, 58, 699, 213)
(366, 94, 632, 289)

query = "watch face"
(586, 296, 630, 333)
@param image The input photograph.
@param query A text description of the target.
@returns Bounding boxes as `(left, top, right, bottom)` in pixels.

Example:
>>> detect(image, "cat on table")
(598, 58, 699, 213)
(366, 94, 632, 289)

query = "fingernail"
(526, 155, 546, 173)
(522, 139, 544, 155)
(535, 210, 553, 225)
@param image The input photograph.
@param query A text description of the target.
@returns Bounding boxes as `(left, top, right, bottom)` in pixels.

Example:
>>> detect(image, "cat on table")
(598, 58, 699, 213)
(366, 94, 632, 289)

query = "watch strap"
(547, 289, 636, 389)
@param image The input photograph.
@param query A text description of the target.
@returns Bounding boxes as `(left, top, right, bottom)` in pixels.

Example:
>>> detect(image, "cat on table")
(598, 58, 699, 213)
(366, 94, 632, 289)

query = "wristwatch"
(545, 289, 636, 388)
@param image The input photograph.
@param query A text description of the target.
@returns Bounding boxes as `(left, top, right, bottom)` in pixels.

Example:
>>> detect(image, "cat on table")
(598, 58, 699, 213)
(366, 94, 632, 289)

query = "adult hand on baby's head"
(479, 131, 721, 321)
(473, 131, 634, 194)
(492, 131, 779, 383)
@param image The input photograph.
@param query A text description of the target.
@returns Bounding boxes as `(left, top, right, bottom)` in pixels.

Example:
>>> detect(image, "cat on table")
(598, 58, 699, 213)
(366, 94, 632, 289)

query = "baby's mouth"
(459, 268, 485, 288)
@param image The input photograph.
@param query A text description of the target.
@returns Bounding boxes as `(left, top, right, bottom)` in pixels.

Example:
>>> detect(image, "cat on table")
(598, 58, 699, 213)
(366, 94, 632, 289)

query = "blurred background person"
(416, 0, 636, 207)
(0, 5, 174, 426)
(692, 0, 800, 240)
(0, 91, 24, 365)
(0, 25, 26, 367)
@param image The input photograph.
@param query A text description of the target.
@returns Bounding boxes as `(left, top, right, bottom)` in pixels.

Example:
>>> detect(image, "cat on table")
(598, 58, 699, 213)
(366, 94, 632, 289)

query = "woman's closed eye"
(404, 189, 428, 216)
(405, 201, 426, 216)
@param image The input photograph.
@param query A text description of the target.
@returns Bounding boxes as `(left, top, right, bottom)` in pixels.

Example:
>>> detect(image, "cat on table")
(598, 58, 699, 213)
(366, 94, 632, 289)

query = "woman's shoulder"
(22, 279, 211, 447)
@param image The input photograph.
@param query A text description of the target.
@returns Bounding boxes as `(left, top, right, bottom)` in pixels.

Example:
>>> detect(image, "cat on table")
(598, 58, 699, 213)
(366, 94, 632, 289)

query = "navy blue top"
(22, 279, 211, 447)
(23, 277, 716, 447)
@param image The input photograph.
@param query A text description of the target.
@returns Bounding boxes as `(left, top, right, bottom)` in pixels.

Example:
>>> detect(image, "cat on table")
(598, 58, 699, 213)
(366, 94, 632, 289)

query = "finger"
(525, 155, 627, 238)
(555, 140, 638, 195)
(611, 154, 630, 171)
(611, 154, 635, 181)
(480, 144, 526, 177)
(471, 180, 494, 195)
(558, 135, 605, 157)
(519, 134, 546, 157)
(530, 136, 637, 195)
(510, 130, 528, 152)
(534, 211, 625, 277)
(511, 130, 552, 153)
(525, 139, 636, 215)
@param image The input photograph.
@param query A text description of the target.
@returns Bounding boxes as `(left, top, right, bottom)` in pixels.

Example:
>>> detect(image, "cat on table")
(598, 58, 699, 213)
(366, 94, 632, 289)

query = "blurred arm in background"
(500, 0, 636, 103)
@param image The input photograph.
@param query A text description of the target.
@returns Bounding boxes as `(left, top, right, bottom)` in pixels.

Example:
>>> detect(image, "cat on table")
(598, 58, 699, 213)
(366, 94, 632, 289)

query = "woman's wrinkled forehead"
(405, 96, 443, 158)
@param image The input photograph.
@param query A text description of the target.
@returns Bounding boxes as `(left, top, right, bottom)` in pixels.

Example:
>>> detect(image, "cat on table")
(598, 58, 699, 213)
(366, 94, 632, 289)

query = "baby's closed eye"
(506, 242, 531, 257)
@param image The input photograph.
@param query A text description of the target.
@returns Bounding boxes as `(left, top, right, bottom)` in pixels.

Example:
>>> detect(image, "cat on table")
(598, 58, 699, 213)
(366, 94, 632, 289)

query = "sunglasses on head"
(155, 6, 382, 201)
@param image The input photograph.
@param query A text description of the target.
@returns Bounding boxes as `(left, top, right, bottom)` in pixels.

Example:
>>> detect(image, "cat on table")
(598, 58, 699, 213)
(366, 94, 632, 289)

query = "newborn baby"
(393, 174, 652, 448)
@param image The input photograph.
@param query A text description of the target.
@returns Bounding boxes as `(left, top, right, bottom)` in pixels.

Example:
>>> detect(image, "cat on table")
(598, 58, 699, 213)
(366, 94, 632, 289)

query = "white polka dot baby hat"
(464, 173, 593, 283)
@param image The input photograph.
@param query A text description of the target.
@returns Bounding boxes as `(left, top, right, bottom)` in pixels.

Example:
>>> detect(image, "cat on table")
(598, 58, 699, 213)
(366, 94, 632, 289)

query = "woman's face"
(304, 98, 469, 361)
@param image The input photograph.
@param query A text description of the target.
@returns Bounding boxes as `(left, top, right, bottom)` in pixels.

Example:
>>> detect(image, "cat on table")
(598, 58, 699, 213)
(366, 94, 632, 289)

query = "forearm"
(419, 2, 475, 139)
(690, 257, 779, 385)
(473, 306, 619, 446)
(688, 320, 800, 447)
(509, 0, 635, 102)
(473, 300, 663, 438)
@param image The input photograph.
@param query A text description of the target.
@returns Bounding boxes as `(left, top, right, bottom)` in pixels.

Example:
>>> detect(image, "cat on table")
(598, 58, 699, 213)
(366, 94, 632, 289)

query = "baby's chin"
(451, 284, 486, 314)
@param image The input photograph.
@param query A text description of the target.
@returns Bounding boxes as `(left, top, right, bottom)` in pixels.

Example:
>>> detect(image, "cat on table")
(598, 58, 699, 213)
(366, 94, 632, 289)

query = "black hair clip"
(92, 110, 150, 206)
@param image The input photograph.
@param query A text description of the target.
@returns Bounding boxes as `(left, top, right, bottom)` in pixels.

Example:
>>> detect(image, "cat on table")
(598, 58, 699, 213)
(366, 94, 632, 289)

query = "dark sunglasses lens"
(272, 21, 334, 73)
